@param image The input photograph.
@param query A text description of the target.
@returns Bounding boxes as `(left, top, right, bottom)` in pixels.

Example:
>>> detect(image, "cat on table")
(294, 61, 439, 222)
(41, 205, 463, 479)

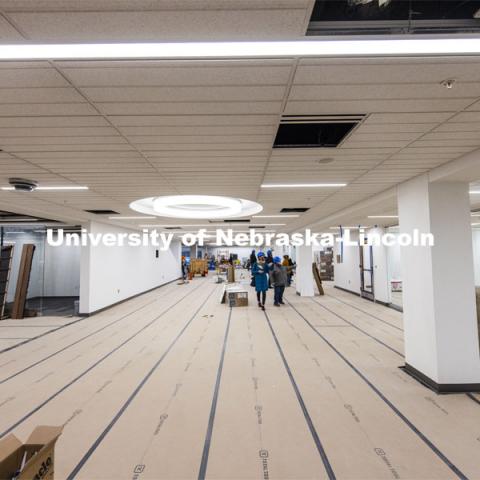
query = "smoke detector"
(440, 79, 456, 89)
(8, 177, 38, 192)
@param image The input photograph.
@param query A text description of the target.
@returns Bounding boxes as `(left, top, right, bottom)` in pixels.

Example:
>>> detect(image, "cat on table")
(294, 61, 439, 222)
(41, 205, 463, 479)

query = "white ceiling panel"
(285, 99, 474, 115)
(0, 126, 118, 136)
(7, 144, 136, 152)
(355, 123, 436, 134)
(435, 122, 480, 132)
(82, 86, 286, 103)
(61, 64, 293, 87)
(0, 88, 85, 103)
(128, 135, 272, 144)
(97, 102, 282, 115)
(118, 125, 276, 136)
(364, 112, 454, 124)
(421, 131, 480, 140)
(289, 83, 480, 101)
(294, 62, 480, 85)
(8, 8, 308, 42)
(109, 114, 279, 127)
(0, 116, 109, 127)
(0, 68, 69, 87)
(139, 144, 271, 151)
(0, 104, 97, 116)
(449, 112, 480, 122)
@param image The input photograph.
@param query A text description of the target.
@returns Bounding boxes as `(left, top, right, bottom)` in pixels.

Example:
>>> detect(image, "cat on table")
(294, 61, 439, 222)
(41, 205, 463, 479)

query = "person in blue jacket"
(251, 251, 269, 310)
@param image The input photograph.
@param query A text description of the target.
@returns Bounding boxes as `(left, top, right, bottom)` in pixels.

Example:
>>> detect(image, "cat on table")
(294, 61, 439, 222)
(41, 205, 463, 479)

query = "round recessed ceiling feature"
(130, 195, 263, 219)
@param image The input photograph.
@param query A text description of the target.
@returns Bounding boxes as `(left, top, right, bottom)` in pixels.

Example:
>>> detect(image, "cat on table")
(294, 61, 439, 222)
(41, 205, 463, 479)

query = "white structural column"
(295, 244, 314, 297)
(398, 175, 480, 391)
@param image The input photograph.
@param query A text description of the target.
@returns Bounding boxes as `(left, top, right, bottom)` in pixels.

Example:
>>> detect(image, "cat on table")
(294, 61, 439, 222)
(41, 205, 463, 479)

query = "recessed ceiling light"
(261, 183, 346, 188)
(1, 186, 88, 191)
(2, 39, 480, 60)
(252, 215, 299, 218)
(367, 215, 399, 219)
(130, 195, 262, 219)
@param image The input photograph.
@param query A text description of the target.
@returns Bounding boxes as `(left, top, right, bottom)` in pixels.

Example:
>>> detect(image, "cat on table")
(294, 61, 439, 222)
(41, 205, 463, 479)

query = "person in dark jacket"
(271, 256, 288, 306)
(266, 249, 274, 288)
(249, 250, 257, 271)
(251, 252, 269, 310)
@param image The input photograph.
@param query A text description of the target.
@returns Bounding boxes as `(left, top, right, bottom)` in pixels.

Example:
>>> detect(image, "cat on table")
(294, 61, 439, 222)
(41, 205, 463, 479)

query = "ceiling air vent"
(274, 115, 364, 148)
(210, 219, 251, 223)
(308, 0, 480, 36)
(280, 208, 310, 213)
(84, 209, 119, 215)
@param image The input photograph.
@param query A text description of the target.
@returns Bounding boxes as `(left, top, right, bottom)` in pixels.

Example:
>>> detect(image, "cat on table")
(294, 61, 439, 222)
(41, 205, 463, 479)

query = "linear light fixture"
(252, 215, 299, 218)
(367, 215, 399, 219)
(1, 186, 88, 191)
(261, 183, 346, 188)
(108, 216, 156, 220)
(470, 190, 480, 194)
(1, 39, 480, 60)
(139, 223, 285, 227)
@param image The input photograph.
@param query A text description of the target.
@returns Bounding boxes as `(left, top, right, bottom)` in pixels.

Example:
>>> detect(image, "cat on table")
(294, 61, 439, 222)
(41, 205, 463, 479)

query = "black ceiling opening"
(308, 0, 480, 35)
(85, 209, 119, 215)
(280, 208, 310, 213)
(274, 122, 356, 148)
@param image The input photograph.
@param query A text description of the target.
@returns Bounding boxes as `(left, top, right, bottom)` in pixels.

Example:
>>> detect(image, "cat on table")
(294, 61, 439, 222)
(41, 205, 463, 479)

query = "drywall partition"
(44, 241, 81, 297)
(333, 230, 361, 294)
(79, 222, 181, 314)
(473, 229, 480, 286)
(369, 227, 391, 304)
(4, 230, 44, 302)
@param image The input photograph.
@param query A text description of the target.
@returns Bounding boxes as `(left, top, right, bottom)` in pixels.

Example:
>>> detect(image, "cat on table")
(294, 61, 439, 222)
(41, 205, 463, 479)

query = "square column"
(296, 244, 314, 297)
(398, 175, 480, 392)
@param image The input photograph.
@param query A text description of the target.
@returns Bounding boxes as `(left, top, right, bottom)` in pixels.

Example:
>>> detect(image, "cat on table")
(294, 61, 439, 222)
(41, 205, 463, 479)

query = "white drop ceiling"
(0, 0, 479, 232)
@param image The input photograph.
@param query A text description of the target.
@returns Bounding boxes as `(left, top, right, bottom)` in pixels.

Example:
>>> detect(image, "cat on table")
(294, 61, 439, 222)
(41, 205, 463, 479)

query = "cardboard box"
(0, 426, 62, 480)
(221, 285, 248, 307)
(227, 290, 248, 307)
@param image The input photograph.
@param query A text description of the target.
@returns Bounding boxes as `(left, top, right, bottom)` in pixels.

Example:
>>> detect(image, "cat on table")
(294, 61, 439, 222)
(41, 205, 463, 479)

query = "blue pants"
(274, 286, 285, 305)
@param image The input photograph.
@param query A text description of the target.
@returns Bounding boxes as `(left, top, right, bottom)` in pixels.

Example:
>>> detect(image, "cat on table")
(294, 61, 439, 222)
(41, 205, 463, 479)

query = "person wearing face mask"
(251, 251, 269, 310)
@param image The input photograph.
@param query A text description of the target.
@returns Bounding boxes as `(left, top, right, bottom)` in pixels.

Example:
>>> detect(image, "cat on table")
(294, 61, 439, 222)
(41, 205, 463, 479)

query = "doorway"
(359, 243, 374, 301)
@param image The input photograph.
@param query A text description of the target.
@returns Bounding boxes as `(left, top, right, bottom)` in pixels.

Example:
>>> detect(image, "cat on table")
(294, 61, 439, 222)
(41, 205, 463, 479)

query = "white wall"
(4, 230, 81, 301)
(207, 246, 281, 260)
(473, 229, 480, 286)
(79, 221, 181, 314)
(4, 230, 44, 302)
(333, 231, 361, 294)
(44, 241, 81, 297)
(370, 227, 391, 304)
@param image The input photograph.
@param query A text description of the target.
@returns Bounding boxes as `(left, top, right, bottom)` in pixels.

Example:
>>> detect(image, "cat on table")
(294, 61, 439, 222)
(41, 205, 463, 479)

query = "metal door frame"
(359, 243, 374, 301)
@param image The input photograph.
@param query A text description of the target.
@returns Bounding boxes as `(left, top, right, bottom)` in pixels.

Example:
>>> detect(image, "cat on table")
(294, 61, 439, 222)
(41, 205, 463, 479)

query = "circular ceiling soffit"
(130, 195, 263, 219)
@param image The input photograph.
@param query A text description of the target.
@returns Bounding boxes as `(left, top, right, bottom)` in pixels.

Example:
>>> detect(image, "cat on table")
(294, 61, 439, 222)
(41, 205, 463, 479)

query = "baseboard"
(334, 285, 360, 296)
(79, 277, 182, 317)
(388, 303, 403, 313)
(400, 363, 480, 394)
